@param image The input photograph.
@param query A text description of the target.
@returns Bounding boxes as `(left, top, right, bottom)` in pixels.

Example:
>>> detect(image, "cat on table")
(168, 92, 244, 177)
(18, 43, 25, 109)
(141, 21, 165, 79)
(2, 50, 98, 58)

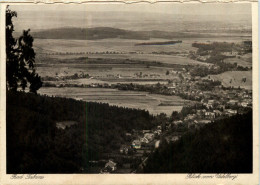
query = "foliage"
(143, 110, 252, 173)
(6, 7, 42, 93)
(192, 42, 236, 53)
(7, 91, 158, 173)
(196, 80, 222, 91)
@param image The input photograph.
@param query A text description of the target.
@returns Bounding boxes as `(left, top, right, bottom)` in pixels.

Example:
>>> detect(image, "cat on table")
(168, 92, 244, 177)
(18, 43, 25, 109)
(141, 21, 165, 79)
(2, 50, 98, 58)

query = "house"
(154, 129, 162, 136)
(101, 160, 117, 173)
(186, 114, 196, 120)
(173, 120, 183, 125)
(226, 109, 237, 115)
(90, 83, 98, 87)
(144, 133, 154, 141)
(198, 120, 211, 125)
(206, 100, 215, 109)
(205, 112, 215, 119)
(168, 84, 176, 89)
(228, 100, 238, 106)
(221, 51, 238, 57)
(208, 100, 215, 104)
(240, 102, 248, 107)
(213, 110, 222, 116)
(132, 140, 141, 149)
(140, 137, 149, 144)
(171, 136, 180, 142)
(56, 121, 78, 130)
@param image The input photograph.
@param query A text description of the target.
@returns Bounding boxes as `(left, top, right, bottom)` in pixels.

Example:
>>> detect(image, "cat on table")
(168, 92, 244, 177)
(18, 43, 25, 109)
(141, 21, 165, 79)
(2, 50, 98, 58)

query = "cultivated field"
(34, 37, 249, 55)
(36, 62, 183, 80)
(86, 54, 208, 66)
(34, 38, 195, 54)
(34, 36, 250, 79)
(47, 78, 169, 86)
(35, 36, 252, 116)
(38, 87, 187, 116)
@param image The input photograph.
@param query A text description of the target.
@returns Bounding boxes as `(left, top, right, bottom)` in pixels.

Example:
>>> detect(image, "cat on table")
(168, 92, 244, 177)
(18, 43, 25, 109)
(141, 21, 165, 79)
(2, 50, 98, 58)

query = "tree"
(6, 7, 42, 94)
(170, 111, 180, 121)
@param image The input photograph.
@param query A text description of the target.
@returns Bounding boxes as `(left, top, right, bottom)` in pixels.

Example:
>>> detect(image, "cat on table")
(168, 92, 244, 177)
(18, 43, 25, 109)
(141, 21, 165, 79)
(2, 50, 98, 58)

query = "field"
(34, 36, 250, 80)
(86, 53, 208, 66)
(34, 36, 252, 116)
(34, 37, 250, 54)
(208, 71, 252, 90)
(223, 54, 252, 68)
(36, 61, 183, 81)
(46, 78, 169, 86)
(38, 87, 188, 116)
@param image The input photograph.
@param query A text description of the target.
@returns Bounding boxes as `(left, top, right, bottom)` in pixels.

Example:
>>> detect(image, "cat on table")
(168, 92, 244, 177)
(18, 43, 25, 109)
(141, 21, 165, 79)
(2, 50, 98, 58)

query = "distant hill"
(31, 27, 220, 40)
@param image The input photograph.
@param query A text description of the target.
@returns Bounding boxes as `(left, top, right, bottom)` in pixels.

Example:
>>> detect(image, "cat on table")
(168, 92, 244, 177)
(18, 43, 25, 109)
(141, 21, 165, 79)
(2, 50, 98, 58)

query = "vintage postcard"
(0, 1, 259, 185)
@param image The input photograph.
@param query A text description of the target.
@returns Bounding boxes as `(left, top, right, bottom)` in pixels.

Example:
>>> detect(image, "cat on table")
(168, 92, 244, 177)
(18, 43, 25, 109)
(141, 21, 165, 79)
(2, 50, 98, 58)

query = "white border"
(0, 2, 259, 185)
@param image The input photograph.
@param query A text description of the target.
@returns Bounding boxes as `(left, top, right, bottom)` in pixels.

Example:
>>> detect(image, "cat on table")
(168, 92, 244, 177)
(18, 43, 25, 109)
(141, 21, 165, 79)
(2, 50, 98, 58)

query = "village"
(49, 41, 252, 173)
(53, 67, 252, 174)
(96, 71, 252, 173)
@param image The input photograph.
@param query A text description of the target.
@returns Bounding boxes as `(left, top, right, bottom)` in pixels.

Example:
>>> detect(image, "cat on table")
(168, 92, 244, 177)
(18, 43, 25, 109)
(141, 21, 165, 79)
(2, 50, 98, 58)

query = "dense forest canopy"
(7, 91, 252, 173)
(143, 110, 252, 173)
(7, 91, 158, 173)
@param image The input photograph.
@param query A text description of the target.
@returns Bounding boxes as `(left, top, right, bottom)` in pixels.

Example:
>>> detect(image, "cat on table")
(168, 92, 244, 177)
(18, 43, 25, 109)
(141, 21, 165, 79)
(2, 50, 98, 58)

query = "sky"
(10, 3, 252, 32)
(10, 3, 251, 15)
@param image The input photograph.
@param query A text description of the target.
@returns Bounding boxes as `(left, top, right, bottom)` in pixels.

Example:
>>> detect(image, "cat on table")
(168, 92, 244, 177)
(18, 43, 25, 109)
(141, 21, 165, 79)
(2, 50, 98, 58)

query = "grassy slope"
(209, 71, 252, 90)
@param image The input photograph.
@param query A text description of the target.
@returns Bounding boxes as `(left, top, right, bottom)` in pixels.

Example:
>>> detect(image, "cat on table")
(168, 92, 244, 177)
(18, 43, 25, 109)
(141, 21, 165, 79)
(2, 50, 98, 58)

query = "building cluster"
(99, 125, 163, 173)
(170, 84, 252, 130)
(131, 128, 162, 150)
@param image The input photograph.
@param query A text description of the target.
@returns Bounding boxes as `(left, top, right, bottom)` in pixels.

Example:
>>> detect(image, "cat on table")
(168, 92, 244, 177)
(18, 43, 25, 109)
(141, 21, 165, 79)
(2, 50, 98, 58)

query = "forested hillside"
(32, 27, 213, 40)
(143, 110, 252, 173)
(7, 91, 157, 173)
(6, 91, 253, 173)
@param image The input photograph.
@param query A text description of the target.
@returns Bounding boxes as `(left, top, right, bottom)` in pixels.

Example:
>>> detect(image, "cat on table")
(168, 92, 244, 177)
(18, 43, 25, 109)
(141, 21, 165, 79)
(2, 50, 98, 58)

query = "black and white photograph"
(3, 2, 257, 178)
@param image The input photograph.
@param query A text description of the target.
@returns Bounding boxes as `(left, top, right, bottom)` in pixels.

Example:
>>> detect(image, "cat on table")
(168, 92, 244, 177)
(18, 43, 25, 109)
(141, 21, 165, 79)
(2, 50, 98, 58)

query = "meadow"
(208, 70, 252, 90)
(34, 37, 249, 54)
(223, 53, 252, 68)
(34, 36, 250, 80)
(38, 87, 187, 116)
(86, 53, 207, 66)
(36, 60, 183, 81)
